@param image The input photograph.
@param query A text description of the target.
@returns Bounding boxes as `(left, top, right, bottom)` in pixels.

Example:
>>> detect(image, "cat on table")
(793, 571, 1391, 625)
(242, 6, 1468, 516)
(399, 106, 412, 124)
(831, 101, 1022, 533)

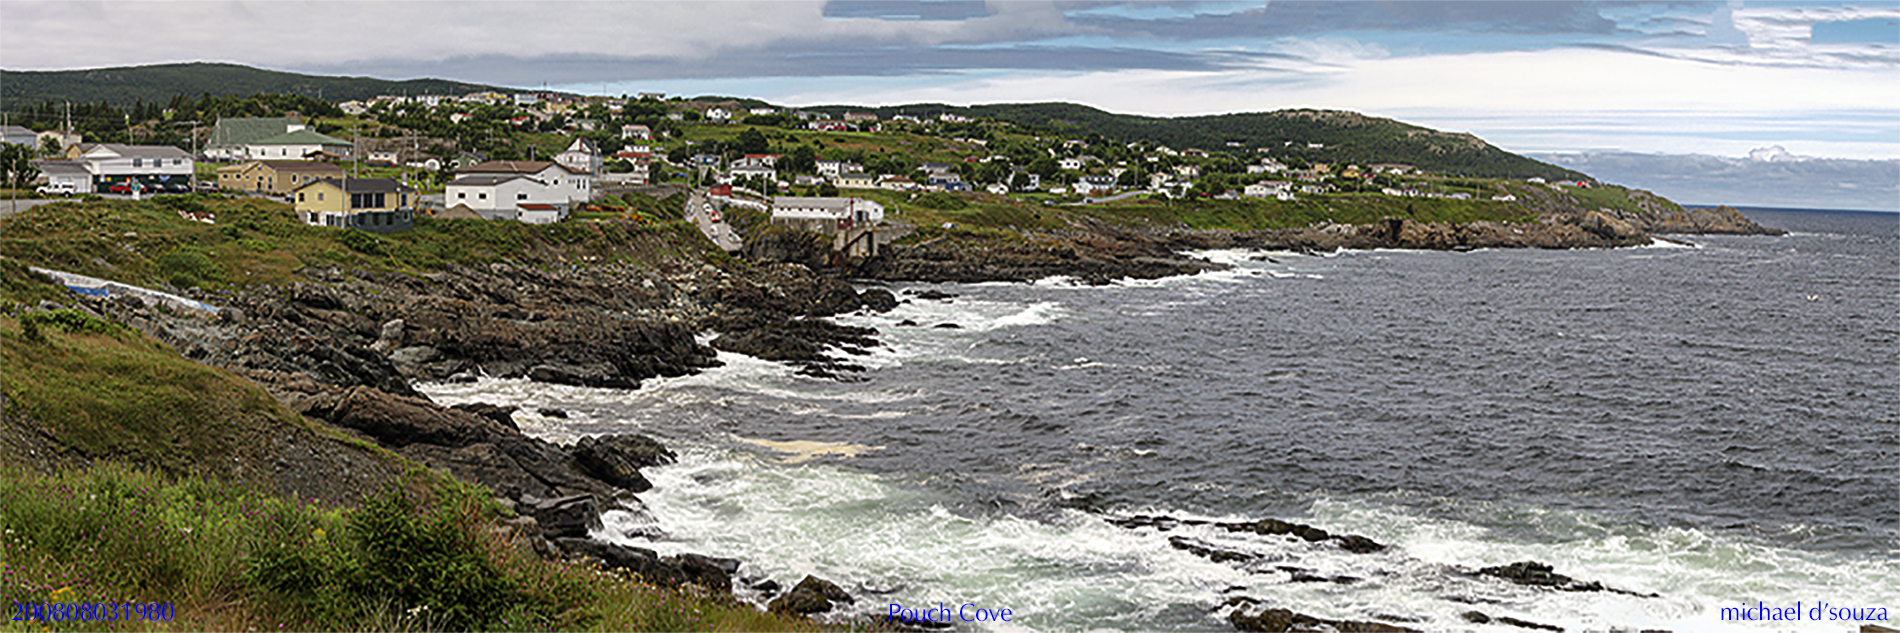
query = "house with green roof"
(206, 117, 301, 160)
(244, 129, 354, 161)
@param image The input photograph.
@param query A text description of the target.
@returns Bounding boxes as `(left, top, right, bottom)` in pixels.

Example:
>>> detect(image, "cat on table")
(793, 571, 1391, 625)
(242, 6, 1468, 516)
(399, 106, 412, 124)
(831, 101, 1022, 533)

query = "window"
(457, 192, 466, 199)
(298, 193, 304, 202)
(478, 193, 488, 200)
(318, 193, 324, 201)
(517, 193, 527, 200)
(132, 158, 142, 167)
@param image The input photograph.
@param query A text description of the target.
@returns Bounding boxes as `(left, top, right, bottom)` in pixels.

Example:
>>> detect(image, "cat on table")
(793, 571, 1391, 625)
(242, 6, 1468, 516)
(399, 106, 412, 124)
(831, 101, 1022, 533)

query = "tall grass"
(0, 466, 825, 632)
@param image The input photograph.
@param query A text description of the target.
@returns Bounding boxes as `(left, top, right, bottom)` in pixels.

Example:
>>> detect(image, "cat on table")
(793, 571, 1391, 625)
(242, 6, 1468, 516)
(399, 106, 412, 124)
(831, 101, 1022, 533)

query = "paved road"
(0, 197, 71, 219)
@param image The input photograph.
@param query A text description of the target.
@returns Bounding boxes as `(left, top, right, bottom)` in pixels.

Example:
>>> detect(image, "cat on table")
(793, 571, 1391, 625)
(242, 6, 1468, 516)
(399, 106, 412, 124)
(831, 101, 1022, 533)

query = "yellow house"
(217, 160, 344, 195)
(293, 178, 416, 233)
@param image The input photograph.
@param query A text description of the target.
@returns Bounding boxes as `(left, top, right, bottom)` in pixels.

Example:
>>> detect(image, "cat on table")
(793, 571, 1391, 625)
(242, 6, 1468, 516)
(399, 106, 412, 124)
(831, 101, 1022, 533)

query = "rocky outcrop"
(570, 434, 675, 493)
(768, 575, 855, 616)
(1610, 204, 1785, 235)
(1477, 561, 1659, 597)
(1109, 514, 1387, 554)
(553, 538, 737, 593)
(1228, 606, 1419, 633)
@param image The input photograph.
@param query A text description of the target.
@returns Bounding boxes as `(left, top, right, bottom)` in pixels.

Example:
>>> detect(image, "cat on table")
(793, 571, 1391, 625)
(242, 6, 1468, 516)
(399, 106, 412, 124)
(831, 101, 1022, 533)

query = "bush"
(337, 229, 388, 256)
(19, 308, 122, 343)
(158, 247, 220, 289)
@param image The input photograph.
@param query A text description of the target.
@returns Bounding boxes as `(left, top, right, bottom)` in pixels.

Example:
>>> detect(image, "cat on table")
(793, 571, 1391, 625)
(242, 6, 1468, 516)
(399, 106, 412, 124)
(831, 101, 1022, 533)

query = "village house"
(244, 128, 354, 161)
(728, 162, 776, 184)
(621, 124, 653, 140)
(448, 160, 592, 217)
(69, 143, 194, 193)
(1074, 174, 1117, 195)
(1244, 180, 1296, 200)
(205, 117, 302, 161)
(843, 112, 878, 123)
(293, 178, 416, 233)
(36, 129, 83, 153)
(878, 175, 917, 191)
(216, 160, 344, 195)
(1247, 159, 1289, 174)
(554, 137, 602, 176)
(835, 172, 878, 189)
(33, 161, 92, 194)
(0, 125, 37, 147)
(807, 120, 850, 132)
(769, 196, 885, 257)
(815, 159, 863, 178)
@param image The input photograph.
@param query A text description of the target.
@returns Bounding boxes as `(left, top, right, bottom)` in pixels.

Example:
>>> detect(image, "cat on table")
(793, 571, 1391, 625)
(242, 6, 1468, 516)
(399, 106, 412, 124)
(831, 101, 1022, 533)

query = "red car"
(107, 182, 140, 194)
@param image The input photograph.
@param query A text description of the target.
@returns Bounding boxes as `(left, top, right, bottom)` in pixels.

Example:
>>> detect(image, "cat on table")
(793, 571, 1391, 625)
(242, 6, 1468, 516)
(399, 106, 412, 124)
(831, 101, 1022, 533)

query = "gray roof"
(208, 117, 300, 148)
(249, 129, 353, 147)
(89, 144, 191, 159)
(300, 178, 416, 194)
(448, 174, 536, 187)
(32, 160, 89, 176)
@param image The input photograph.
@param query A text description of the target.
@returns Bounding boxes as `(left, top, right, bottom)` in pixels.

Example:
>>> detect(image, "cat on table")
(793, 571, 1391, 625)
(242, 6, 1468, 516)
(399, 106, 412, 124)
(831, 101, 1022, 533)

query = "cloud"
(1065, 1, 1617, 40)
(1531, 149, 1900, 211)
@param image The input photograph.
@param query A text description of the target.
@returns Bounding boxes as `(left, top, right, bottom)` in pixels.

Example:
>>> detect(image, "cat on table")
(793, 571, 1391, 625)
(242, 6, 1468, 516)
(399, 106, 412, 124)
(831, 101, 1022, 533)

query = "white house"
(706, 107, 732, 122)
(74, 144, 194, 192)
(457, 160, 591, 204)
(205, 117, 302, 161)
(729, 163, 776, 183)
(621, 124, 652, 140)
(0, 125, 37, 147)
(33, 161, 93, 194)
(554, 137, 601, 176)
(244, 129, 354, 160)
(445, 174, 566, 223)
(1074, 175, 1117, 195)
(1244, 180, 1296, 200)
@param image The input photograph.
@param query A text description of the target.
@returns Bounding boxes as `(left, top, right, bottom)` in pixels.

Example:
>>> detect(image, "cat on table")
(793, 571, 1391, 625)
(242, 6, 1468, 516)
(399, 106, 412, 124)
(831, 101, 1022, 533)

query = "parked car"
(107, 182, 137, 194)
(35, 182, 77, 196)
(163, 182, 192, 193)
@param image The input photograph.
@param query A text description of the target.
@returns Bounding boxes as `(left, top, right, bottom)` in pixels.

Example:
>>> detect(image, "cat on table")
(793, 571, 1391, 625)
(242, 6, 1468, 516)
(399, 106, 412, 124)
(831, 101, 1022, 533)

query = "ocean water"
(420, 209, 1899, 632)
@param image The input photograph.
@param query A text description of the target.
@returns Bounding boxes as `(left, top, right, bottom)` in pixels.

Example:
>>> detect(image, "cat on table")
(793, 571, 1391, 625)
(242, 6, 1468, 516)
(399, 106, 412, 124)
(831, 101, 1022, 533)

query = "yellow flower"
(313, 528, 326, 540)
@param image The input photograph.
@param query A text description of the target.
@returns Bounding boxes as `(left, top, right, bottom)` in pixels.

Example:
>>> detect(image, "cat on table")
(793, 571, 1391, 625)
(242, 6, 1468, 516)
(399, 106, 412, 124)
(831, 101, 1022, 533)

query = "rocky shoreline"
(35, 203, 1779, 628)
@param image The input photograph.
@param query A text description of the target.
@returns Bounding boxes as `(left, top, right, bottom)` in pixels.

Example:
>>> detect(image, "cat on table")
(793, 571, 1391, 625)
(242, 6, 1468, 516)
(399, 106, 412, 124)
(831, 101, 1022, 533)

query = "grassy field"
(0, 195, 717, 292)
(0, 227, 831, 631)
(0, 465, 825, 632)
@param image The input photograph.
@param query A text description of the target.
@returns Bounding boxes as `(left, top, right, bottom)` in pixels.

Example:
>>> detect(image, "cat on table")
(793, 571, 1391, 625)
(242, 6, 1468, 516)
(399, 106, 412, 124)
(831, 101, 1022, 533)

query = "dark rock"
(450, 402, 520, 430)
(1170, 536, 1254, 563)
(1496, 615, 1565, 632)
(907, 289, 959, 301)
(672, 553, 738, 594)
(300, 386, 508, 448)
(768, 574, 854, 615)
(1463, 611, 1491, 624)
(528, 363, 640, 389)
(859, 288, 898, 312)
(537, 407, 569, 418)
(1229, 606, 1419, 632)
(751, 578, 782, 596)
(1477, 561, 1658, 597)
(896, 319, 919, 327)
(523, 494, 601, 540)
(932, 322, 961, 329)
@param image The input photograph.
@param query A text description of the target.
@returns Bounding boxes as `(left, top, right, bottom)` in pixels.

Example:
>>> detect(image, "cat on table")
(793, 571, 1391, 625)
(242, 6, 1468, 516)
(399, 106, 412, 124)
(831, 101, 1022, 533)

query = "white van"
(36, 182, 78, 196)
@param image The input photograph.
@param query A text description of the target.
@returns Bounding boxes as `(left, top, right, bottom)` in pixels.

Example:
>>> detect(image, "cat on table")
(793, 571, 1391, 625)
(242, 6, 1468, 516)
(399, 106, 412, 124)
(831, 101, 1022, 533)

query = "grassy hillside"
(0, 206, 823, 632)
(0, 195, 717, 293)
(0, 62, 510, 108)
(798, 102, 1587, 181)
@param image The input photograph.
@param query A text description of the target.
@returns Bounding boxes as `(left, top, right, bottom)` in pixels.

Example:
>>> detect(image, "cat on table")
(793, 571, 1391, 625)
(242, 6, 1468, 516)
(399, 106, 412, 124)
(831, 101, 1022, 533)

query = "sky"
(2, 0, 1896, 209)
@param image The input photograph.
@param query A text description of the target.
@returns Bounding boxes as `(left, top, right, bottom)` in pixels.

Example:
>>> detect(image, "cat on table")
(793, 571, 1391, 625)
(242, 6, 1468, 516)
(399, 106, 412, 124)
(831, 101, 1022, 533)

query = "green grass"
(0, 465, 824, 632)
(0, 196, 720, 292)
(1555, 184, 1648, 214)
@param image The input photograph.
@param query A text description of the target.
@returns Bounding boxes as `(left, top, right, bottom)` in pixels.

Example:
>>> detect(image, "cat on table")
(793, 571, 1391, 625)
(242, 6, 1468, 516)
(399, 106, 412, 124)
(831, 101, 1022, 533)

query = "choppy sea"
(422, 208, 1898, 632)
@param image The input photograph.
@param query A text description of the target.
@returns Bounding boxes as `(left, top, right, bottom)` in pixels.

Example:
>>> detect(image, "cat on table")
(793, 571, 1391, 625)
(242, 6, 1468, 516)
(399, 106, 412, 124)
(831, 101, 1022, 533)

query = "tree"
(735, 128, 770, 156)
(816, 182, 839, 197)
(38, 135, 62, 157)
(782, 144, 817, 174)
(2, 144, 39, 189)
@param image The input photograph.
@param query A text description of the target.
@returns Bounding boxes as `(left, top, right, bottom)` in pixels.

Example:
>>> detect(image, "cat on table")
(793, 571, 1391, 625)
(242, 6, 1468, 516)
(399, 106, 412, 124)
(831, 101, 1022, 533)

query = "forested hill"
(0, 62, 506, 108)
(808, 102, 1587, 181)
